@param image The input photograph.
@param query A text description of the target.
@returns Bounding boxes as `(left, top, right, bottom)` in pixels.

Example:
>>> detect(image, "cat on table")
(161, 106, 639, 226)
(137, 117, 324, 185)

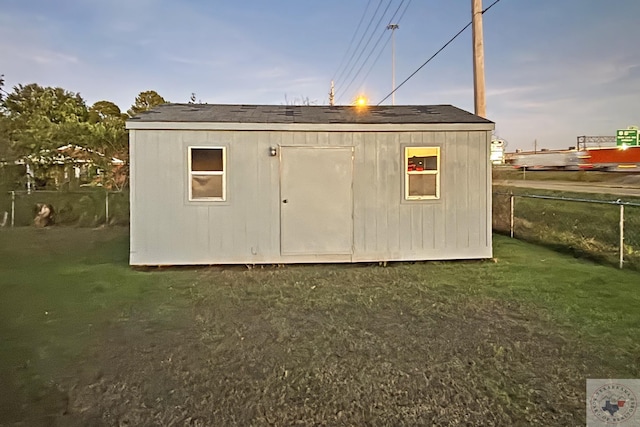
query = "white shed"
(126, 104, 495, 265)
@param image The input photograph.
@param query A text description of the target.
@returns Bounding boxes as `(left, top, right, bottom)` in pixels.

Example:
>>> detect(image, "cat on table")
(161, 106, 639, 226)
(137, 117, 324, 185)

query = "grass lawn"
(0, 227, 638, 426)
(493, 185, 640, 271)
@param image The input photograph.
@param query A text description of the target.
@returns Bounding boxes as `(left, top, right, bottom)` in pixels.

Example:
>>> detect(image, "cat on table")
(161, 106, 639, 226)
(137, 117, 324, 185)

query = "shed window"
(405, 147, 440, 200)
(189, 147, 225, 201)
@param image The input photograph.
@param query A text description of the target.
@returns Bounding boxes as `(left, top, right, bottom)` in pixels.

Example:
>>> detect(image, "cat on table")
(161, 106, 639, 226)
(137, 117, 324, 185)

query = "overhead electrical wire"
(338, 0, 411, 100)
(335, 0, 395, 102)
(332, 0, 374, 83)
(337, 0, 409, 103)
(343, 0, 413, 103)
(333, 0, 385, 87)
(376, 0, 503, 105)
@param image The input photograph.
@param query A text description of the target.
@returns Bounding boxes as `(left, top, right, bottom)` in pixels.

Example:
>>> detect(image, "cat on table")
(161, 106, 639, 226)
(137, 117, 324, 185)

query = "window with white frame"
(405, 147, 440, 200)
(189, 147, 226, 201)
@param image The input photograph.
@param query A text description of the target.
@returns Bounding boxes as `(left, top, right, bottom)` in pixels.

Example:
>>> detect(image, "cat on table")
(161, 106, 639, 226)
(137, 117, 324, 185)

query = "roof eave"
(126, 121, 495, 132)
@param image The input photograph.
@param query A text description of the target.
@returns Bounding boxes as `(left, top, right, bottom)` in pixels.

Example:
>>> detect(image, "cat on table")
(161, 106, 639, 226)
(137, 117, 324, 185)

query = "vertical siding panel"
(421, 132, 436, 250)
(270, 132, 282, 257)
(245, 132, 260, 261)
(456, 132, 470, 249)
(444, 131, 459, 252)
(197, 205, 210, 262)
(352, 132, 366, 255)
(483, 131, 492, 249)
(304, 131, 317, 147)
(433, 132, 447, 251)
(181, 131, 209, 263)
(129, 130, 139, 260)
(130, 131, 147, 262)
(375, 133, 388, 254)
(281, 131, 294, 147)
(398, 132, 413, 253)
(254, 132, 264, 258)
(317, 131, 329, 146)
(232, 131, 250, 258)
(385, 133, 400, 255)
(363, 133, 377, 253)
(256, 131, 268, 257)
(410, 132, 423, 251)
(157, 131, 184, 261)
(468, 132, 483, 249)
(422, 206, 435, 249)
(146, 132, 161, 260)
(209, 131, 229, 257)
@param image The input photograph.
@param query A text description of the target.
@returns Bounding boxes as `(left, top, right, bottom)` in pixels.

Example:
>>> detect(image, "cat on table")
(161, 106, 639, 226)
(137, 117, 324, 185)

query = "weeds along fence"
(0, 190, 129, 227)
(493, 192, 640, 271)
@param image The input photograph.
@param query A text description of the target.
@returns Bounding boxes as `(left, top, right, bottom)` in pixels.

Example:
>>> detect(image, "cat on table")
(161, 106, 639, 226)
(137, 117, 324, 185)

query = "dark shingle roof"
(128, 104, 492, 124)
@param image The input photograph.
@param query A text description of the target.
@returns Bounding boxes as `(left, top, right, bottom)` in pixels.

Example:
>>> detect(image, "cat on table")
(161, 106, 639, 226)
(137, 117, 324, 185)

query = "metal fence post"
(11, 191, 15, 227)
(105, 190, 110, 226)
(509, 194, 515, 238)
(619, 203, 625, 269)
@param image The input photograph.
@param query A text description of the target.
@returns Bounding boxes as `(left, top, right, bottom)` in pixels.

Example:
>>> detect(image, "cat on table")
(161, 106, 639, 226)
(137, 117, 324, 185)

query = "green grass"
(1, 228, 639, 425)
(0, 227, 191, 422)
(492, 167, 640, 184)
(493, 185, 640, 271)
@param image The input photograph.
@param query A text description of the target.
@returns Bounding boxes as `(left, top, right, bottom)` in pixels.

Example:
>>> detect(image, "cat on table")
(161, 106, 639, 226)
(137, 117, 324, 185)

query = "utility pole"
(329, 80, 335, 106)
(387, 24, 399, 105)
(471, 0, 486, 117)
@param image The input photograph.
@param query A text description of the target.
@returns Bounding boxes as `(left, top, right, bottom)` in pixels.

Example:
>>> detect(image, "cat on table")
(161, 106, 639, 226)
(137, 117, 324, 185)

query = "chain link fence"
(0, 190, 129, 227)
(493, 192, 640, 271)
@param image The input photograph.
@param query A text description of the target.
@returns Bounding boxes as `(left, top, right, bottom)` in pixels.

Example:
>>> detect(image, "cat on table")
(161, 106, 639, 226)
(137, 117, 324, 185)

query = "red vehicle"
(579, 146, 640, 171)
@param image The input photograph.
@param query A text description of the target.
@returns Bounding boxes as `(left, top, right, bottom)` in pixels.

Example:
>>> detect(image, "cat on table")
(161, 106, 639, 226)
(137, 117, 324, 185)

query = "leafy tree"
(0, 83, 94, 189)
(0, 74, 6, 102)
(127, 90, 167, 117)
(2, 84, 89, 157)
(88, 100, 126, 123)
(0, 75, 10, 159)
(87, 100, 129, 189)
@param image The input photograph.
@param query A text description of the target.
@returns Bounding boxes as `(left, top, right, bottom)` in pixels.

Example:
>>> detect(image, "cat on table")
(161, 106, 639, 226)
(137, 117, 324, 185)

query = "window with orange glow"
(405, 147, 440, 200)
(189, 147, 226, 201)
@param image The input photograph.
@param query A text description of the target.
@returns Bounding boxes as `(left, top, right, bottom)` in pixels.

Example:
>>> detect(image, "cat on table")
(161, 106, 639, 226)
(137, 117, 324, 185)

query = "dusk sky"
(1, 0, 639, 151)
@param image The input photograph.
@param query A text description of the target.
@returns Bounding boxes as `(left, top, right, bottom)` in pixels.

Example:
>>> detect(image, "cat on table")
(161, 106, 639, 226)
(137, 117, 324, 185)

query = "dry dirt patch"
(58, 268, 603, 426)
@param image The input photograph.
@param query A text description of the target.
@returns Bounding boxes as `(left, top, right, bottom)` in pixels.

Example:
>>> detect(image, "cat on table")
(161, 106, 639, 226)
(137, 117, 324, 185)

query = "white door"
(280, 147, 353, 255)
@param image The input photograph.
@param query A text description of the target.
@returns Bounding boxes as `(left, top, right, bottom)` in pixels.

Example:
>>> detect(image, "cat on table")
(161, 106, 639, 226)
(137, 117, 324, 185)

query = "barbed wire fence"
(493, 192, 640, 271)
(0, 190, 129, 228)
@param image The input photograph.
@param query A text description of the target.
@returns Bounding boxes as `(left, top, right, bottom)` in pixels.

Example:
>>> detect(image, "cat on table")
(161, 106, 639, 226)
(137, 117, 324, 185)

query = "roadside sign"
(617, 128, 639, 146)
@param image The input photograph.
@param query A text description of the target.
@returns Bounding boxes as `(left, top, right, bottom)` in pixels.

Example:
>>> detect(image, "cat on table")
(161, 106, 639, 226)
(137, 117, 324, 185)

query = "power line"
(334, 0, 385, 87)
(342, 0, 412, 104)
(349, 33, 392, 100)
(331, 0, 373, 82)
(376, 0, 503, 105)
(338, 0, 411, 103)
(336, 0, 394, 101)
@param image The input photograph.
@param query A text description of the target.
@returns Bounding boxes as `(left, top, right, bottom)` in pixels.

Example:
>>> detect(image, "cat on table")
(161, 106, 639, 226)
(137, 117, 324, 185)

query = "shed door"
(280, 147, 353, 255)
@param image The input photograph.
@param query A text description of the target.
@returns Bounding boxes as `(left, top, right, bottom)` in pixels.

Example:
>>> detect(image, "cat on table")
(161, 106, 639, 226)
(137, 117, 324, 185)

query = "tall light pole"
(471, 0, 486, 117)
(387, 24, 399, 105)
